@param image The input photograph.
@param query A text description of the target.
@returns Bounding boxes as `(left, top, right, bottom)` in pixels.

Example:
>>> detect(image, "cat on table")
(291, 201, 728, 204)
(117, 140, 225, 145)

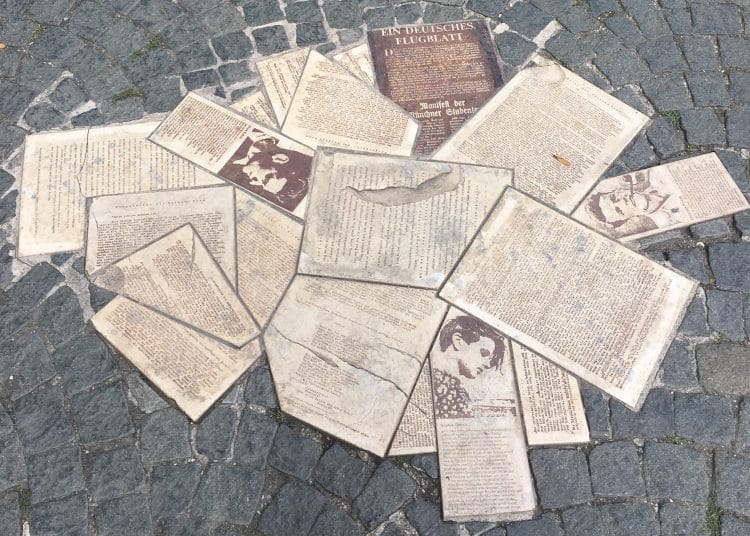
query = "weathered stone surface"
(412, 453, 438, 479)
(529, 449, 592, 509)
(589, 441, 645, 497)
(729, 72, 750, 107)
(722, 514, 750, 536)
(605, 14, 645, 44)
(200, 2, 247, 33)
(244, 364, 277, 408)
(611, 388, 674, 439)
(97, 494, 153, 535)
(709, 243, 750, 292)
(24, 104, 65, 131)
(638, 36, 687, 73)
(678, 292, 710, 337)
(31, 493, 88, 536)
(494, 32, 537, 68)
(506, 512, 561, 536)
(353, 461, 416, 529)
(680, 109, 726, 146)
(70, 384, 133, 446)
(53, 331, 117, 395)
(28, 447, 84, 503)
(500, 2, 553, 39)
(674, 393, 734, 445)
(738, 398, 750, 455)
(594, 48, 651, 87)
(405, 499, 459, 536)
(717, 453, 750, 516)
(669, 248, 710, 284)
(182, 68, 220, 90)
(125, 373, 168, 413)
(680, 35, 719, 70)
(660, 338, 699, 390)
(268, 424, 323, 480)
(422, 3, 462, 23)
(194, 463, 264, 524)
(706, 289, 745, 341)
(252, 25, 290, 55)
(149, 462, 201, 518)
(129, 0, 182, 31)
(258, 481, 327, 535)
(296, 21, 327, 45)
(7, 263, 63, 306)
(88, 446, 145, 501)
(394, 2, 421, 24)
(646, 116, 686, 159)
(140, 408, 192, 465)
(195, 405, 234, 460)
(691, 219, 733, 241)
(620, 135, 658, 170)
(692, 3, 742, 34)
(34, 287, 84, 347)
(68, 0, 118, 40)
(727, 110, 750, 148)
(644, 441, 709, 503)
(686, 71, 730, 107)
(0, 434, 25, 493)
(309, 503, 363, 536)
(15, 384, 75, 454)
(30, 27, 84, 62)
(561, 503, 659, 536)
(233, 410, 277, 468)
(212, 31, 253, 61)
(696, 342, 750, 396)
(659, 502, 710, 536)
(582, 387, 611, 438)
(314, 443, 369, 501)
(0, 493, 21, 536)
(0, 330, 55, 401)
(240, 0, 284, 25)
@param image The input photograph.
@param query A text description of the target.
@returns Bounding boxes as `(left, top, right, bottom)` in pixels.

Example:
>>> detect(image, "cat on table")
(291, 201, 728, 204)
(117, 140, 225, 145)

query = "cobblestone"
(353, 461, 416, 529)
(643, 441, 709, 503)
(674, 393, 735, 445)
(589, 441, 645, 497)
(529, 449, 592, 509)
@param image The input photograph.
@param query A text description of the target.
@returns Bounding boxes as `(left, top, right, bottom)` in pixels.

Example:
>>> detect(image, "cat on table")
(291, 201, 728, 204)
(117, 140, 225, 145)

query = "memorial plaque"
(264, 275, 447, 456)
(149, 92, 314, 218)
(433, 55, 650, 213)
(256, 47, 311, 125)
(389, 360, 437, 456)
(93, 296, 262, 421)
(440, 188, 697, 410)
(299, 149, 511, 288)
(430, 308, 536, 522)
(85, 186, 236, 283)
(91, 224, 259, 347)
(368, 20, 503, 154)
(235, 189, 302, 327)
(332, 43, 376, 86)
(231, 89, 279, 129)
(512, 342, 589, 446)
(573, 153, 750, 241)
(17, 121, 222, 256)
(281, 51, 420, 155)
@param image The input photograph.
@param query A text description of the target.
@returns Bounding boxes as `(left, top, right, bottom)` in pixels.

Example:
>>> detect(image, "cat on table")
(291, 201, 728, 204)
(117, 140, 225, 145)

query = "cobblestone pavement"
(0, 0, 749, 534)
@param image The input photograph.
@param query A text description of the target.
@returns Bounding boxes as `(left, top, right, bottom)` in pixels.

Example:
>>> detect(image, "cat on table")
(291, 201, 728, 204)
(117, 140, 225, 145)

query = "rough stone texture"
(405, 499, 459, 536)
(669, 248, 710, 284)
(0, 330, 55, 401)
(611, 388, 674, 440)
(716, 453, 750, 516)
(244, 363, 277, 408)
(529, 449, 593, 509)
(691, 219, 734, 241)
(679, 292, 710, 337)
(314, 443, 369, 501)
(722, 514, 750, 536)
(149, 462, 201, 518)
(233, 410, 277, 468)
(660, 338, 699, 390)
(646, 115, 686, 159)
(257, 481, 326, 535)
(31, 493, 88, 536)
(87, 446, 146, 501)
(70, 383, 134, 446)
(659, 502, 711, 536)
(561, 503, 659, 536)
(193, 463, 264, 524)
(353, 461, 416, 529)
(140, 408, 192, 465)
(125, 373, 168, 413)
(267, 424, 322, 479)
(696, 342, 750, 396)
(738, 398, 750, 455)
(195, 405, 234, 460)
(589, 441, 645, 497)
(674, 393, 734, 445)
(308, 503, 363, 536)
(0, 434, 26, 493)
(97, 494, 153, 535)
(506, 512, 560, 536)
(643, 441, 709, 503)
(14, 384, 75, 454)
(706, 289, 745, 341)
(28, 446, 84, 503)
(412, 453, 439, 479)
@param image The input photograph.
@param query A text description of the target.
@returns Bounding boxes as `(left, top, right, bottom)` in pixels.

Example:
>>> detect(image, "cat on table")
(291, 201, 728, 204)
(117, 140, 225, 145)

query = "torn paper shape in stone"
(440, 188, 697, 410)
(85, 186, 237, 284)
(433, 54, 650, 213)
(298, 149, 511, 288)
(256, 47, 311, 125)
(511, 341, 589, 446)
(281, 50, 420, 155)
(231, 89, 280, 129)
(368, 20, 503, 154)
(430, 307, 536, 522)
(264, 275, 447, 457)
(149, 92, 314, 218)
(91, 224, 259, 347)
(388, 360, 436, 456)
(17, 121, 222, 257)
(235, 189, 302, 328)
(332, 43, 376, 86)
(573, 153, 750, 242)
(92, 296, 262, 421)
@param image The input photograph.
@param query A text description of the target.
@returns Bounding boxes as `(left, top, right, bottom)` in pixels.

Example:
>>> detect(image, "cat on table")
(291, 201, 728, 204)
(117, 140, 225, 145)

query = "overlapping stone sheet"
(93, 296, 262, 421)
(299, 149, 511, 288)
(91, 224, 259, 347)
(573, 152, 750, 241)
(389, 361, 436, 456)
(85, 186, 237, 283)
(433, 54, 650, 213)
(332, 43, 376, 86)
(281, 50, 420, 155)
(430, 308, 536, 522)
(17, 121, 222, 257)
(255, 47, 311, 125)
(149, 92, 314, 219)
(441, 188, 697, 410)
(231, 90, 279, 130)
(264, 274, 447, 457)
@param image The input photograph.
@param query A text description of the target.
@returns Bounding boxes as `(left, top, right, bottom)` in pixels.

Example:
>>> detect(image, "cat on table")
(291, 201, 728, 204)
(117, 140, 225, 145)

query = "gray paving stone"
(727, 110, 750, 148)
(244, 364, 277, 408)
(582, 388, 611, 438)
(314, 443, 369, 501)
(686, 71, 731, 107)
(338, 28, 363, 46)
(692, 3, 743, 34)
(466, 0, 508, 17)
(0, 404, 14, 438)
(561, 503, 659, 536)
(589, 441, 645, 497)
(558, 5, 599, 33)
(363, 6, 394, 28)
(0, 190, 17, 226)
(660, 338, 699, 390)
(81, 66, 133, 102)
(140, 408, 192, 465)
(495, 32, 537, 68)
(233, 410, 277, 468)
(212, 31, 253, 61)
(0, 330, 55, 401)
(722, 514, 750, 536)
(612, 85, 652, 116)
(666, 8, 693, 34)
(709, 243, 750, 292)
(195, 405, 234, 460)
(252, 25, 290, 55)
(590, 0, 619, 15)
(68, 0, 118, 40)
(34, 287, 84, 348)
(129, 0, 182, 31)
(0, 434, 25, 493)
(48, 78, 87, 113)
(669, 248, 710, 284)
(506, 512, 559, 536)
(193, 463, 264, 524)
(27, 0, 76, 24)
(176, 44, 217, 72)
(182, 69, 220, 90)
(240, 0, 284, 25)
(297, 21, 328, 45)
(719, 37, 750, 69)
(353, 461, 416, 529)
(97, 493, 153, 535)
(31, 493, 88, 536)
(736, 211, 750, 237)
(124, 373, 167, 413)
(675, 393, 734, 445)
(380, 523, 410, 536)
(88, 446, 145, 502)
(100, 18, 149, 59)
(15, 384, 75, 455)
(160, 15, 209, 49)
(729, 72, 750, 106)
(28, 446, 84, 504)
(620, 135, 658, 170)
(71, 384, 133, 446)
(53, 331, 117, 395)
(501, 3, 554, 39)
(529, 449, 592, 509)
(544, 30, 591, 65)
(158, 515, 212, 535)
(268, 424, 323, 479)
(0, 171, 15, 203)
(0, 81, 36, 121)
(611, 388, 674, 439)
(412, 453, 438, 479)
(0, 124, 28, 161)
(0, 492, 21, 536)
(71, 108, 106, 128)
(142, 77, 183, 113)
(0, 20, 36, 48)
(0, 50, 19, 80)
(16, 57, 62, 93)
(644, 441, 709, 503)
(570, 62, 612, 90)
(309, 503, 363, 536)
(691, 219, 734, 241)
(659, 502, 710, 536)
(697, 342, 750, 396)
(149, 462, 201, 518)
(285, 0, 323, 22)
(641, 74, 693, 111)
(466, 521, 500, 535)
(680, 109, 726, 146)
(604, 14, 645, 46)
(632, 9, 672, 39)
(422, 4, 463, 24)
(716, 453, 750, 516)
(638, 36, 687, 73)
(679, 291, 710, 336)
(405, 499, 458, 536)
(123, 48, 180, 86)
(738, 399, 750, 455)
(323, 0, 362, 29)
(201, 2, 247, 33)
(680, 35, 720, 70)
(258, 480, 326, 535)
(395, 3, 421, 24)
(707, 289, 745, 341)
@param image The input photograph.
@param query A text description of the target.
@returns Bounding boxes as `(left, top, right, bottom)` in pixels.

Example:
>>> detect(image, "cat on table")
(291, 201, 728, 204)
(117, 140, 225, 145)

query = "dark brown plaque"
(368, 21, 504, 155)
